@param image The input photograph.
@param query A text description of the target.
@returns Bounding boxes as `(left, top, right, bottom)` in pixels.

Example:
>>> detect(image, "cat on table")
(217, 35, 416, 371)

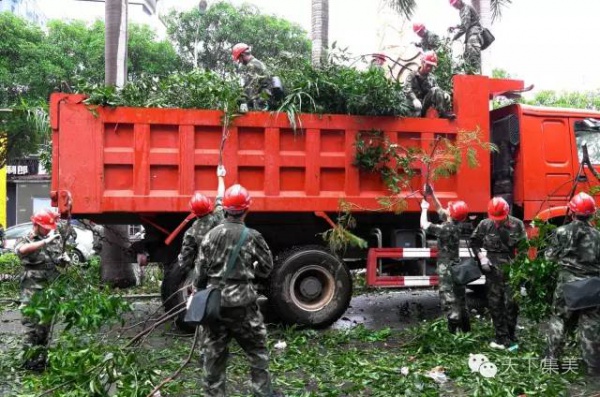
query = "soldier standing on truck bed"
(177, 165, 226, 275)
(232, 43, 271, 112)
(420, 185, 471, 333)
(544, 192, 600, 376)
(412, 23, 442, 52)
(448, 0, 483, 74)
(14, 209, 66, 372)
(404, 51, 455, 119)
(470, 197, 527, 349)
(193, 184, 279, 397)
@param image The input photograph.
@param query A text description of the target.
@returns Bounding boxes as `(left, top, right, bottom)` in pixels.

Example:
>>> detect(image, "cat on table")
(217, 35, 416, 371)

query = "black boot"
(460, 317, 471, 333)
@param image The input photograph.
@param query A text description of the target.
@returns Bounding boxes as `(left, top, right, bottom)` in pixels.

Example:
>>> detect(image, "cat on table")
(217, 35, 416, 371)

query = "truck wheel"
(269, 246, 352, 328)
(161, 262, 196, 333)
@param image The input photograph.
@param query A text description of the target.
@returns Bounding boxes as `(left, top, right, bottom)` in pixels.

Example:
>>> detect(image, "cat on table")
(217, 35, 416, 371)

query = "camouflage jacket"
(194, 219, 273, 307)
(426, 212, 461, 265)
(417, 31, 442, 51)
(404, 70, 438, 102)
(470, 215, 526, 264)
(454, 4, 482, 41)
(545, 219, 600, 278)
(242, 57, 270, 99)
(15, 233, 63, 271)
(177, 198, 224, 271)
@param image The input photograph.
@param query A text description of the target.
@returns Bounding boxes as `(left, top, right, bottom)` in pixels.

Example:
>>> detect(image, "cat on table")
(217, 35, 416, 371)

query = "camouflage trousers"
(420, 87, 452, 117)
(202, 303, 272, 397)
(20, 270, 58, 365)
(547, 271, 600, 371)
(485, 264, 519, 342)
(438, 262, 469, 323)
(463, 31, 482, 75)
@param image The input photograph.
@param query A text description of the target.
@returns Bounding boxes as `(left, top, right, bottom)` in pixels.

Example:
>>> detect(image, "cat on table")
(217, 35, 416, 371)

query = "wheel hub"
(299, 276, 322, 299)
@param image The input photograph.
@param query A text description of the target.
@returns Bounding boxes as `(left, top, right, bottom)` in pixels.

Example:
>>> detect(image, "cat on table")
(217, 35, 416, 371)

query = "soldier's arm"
(193, 234, 210, 290)
(544, 229, 563, 261)
(16, 234, 58, 256)
(404, 73, 419, 101)
(250, 231, 274, 279)
(509, 220, 528, 248)
(177, 227, 198, 270)
(470, 221, 485, 257)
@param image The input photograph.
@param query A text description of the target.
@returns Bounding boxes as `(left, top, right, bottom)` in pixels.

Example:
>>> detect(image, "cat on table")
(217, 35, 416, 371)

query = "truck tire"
(161, 262, 196, 333)
(269, 246, 352, 328)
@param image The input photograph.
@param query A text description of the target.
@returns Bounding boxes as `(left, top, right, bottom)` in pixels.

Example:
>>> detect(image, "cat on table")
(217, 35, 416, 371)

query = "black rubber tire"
(70, 249, 86, 266)
(161, 262, 196, 333)
(269, 246, 352, 328)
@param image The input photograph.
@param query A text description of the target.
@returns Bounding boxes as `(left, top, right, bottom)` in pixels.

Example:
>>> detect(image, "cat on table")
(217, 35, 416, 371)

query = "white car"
(3, 222, 96, 265)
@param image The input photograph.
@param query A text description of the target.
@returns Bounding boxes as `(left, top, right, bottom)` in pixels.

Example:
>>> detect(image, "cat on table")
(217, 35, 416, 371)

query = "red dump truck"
(50, 74, 600, 328)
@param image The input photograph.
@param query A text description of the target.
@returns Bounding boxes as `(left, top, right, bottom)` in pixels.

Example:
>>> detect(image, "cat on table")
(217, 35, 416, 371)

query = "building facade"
(0, 0, 46, 25)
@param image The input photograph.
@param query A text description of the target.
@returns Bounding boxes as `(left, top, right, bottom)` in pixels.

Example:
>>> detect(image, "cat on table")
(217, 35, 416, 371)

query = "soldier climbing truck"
(50, 75, 600, 329)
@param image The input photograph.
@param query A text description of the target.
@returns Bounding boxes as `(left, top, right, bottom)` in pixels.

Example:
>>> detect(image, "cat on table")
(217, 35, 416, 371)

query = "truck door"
(572, 118, 600, 192)
(542, 119, 575, 199)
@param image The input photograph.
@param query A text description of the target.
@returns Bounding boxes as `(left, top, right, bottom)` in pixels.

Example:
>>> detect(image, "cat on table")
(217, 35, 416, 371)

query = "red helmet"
(448, 200, 469, 222)
(568, 192, 596, 216)
(189, 192, 213, 217)
(31, 209, 57, 231)
(487, 197, 510, 221)
(232, 43, 250, 62)
(449, 0, 461, 6)
(223, 184, 252, 213)
(421, 51, 438, 66)
(412, 23, 425, 35)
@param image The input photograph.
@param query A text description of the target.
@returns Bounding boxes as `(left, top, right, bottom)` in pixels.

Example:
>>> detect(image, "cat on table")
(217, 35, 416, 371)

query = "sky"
(37, 0, 600, 95)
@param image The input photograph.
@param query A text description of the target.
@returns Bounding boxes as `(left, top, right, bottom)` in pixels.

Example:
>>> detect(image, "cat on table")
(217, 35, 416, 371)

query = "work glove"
(420, 200, 430, 210)
(217, 165, 227, 177)
(520, 286, 528, 297)
(412, 98, 422, 111)
(447, 26, 456, 33)
(479, 257, 492, 272)
(239, 103, 249, 113)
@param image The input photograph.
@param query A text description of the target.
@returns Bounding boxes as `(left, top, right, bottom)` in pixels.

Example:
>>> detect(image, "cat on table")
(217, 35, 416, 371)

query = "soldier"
(15, 209, 64, 371)
(412, 23, 442, 52)
(545, 192, 600, 375)
(177, 165, 226, 274)
(404, 51, 455, 119)
(420, 186, 471, 333)
(470, 197, 527, 349)
(448, 0, 483, 74)
(194, 184, 276, 397)
(232, 43, 271, 112)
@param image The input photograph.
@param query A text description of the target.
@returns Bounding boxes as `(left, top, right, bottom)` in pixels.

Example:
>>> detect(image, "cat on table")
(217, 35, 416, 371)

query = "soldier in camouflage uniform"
(448, 0, 483, 74)
(194, 184, 276, 397)
(471, 197, 527, 349)
(421, 186, 471, 333)
(232, 43, 271, 111)
(545, 192, 600, 375)
(177, 165, 226, 274)
(404, 51, 455, 119)
(15, 209, 64, 371)
(412, 23, 442, 52)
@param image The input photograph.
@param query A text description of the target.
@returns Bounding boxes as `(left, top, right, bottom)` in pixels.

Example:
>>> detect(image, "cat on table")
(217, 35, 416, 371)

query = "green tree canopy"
(164, 1, 311, 73)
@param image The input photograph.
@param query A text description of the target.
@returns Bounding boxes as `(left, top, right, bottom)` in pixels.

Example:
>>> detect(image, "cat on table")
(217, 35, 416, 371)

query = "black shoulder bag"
(563, 276, 600, 311)
(450, 237, 483, 286)
(184, 227, 249, 326)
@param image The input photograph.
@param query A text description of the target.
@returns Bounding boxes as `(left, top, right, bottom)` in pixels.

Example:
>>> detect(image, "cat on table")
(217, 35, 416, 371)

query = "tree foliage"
(163, 1, 311, 73)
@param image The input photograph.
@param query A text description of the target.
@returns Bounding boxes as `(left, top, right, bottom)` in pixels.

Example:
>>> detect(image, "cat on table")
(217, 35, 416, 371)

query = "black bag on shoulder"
(184, 227, 249, 326)
(563, 277, 600, 311)
(480, 28, 495, 51)
(450, 239, 482, 286)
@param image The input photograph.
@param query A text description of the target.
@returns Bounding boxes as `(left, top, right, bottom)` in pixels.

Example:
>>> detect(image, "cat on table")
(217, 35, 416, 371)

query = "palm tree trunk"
(473, 0, 492, 76)
(311, 0, 329, 67)
(105, 0, 128, 87)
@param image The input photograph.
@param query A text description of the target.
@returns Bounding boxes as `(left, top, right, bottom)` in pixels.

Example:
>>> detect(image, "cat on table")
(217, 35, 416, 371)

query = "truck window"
(574, 119, 600, 164)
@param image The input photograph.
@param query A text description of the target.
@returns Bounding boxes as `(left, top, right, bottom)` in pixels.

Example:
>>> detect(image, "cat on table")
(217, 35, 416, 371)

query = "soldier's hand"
(480, 257, 492, 272)
(239, 103, 249, 113)
(412, 98, 422, 111)
(420, 200, 430, 210)
(447, 26, 456, 33)
(43, 233, 60, 245)
(217, 165, 227, 177)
